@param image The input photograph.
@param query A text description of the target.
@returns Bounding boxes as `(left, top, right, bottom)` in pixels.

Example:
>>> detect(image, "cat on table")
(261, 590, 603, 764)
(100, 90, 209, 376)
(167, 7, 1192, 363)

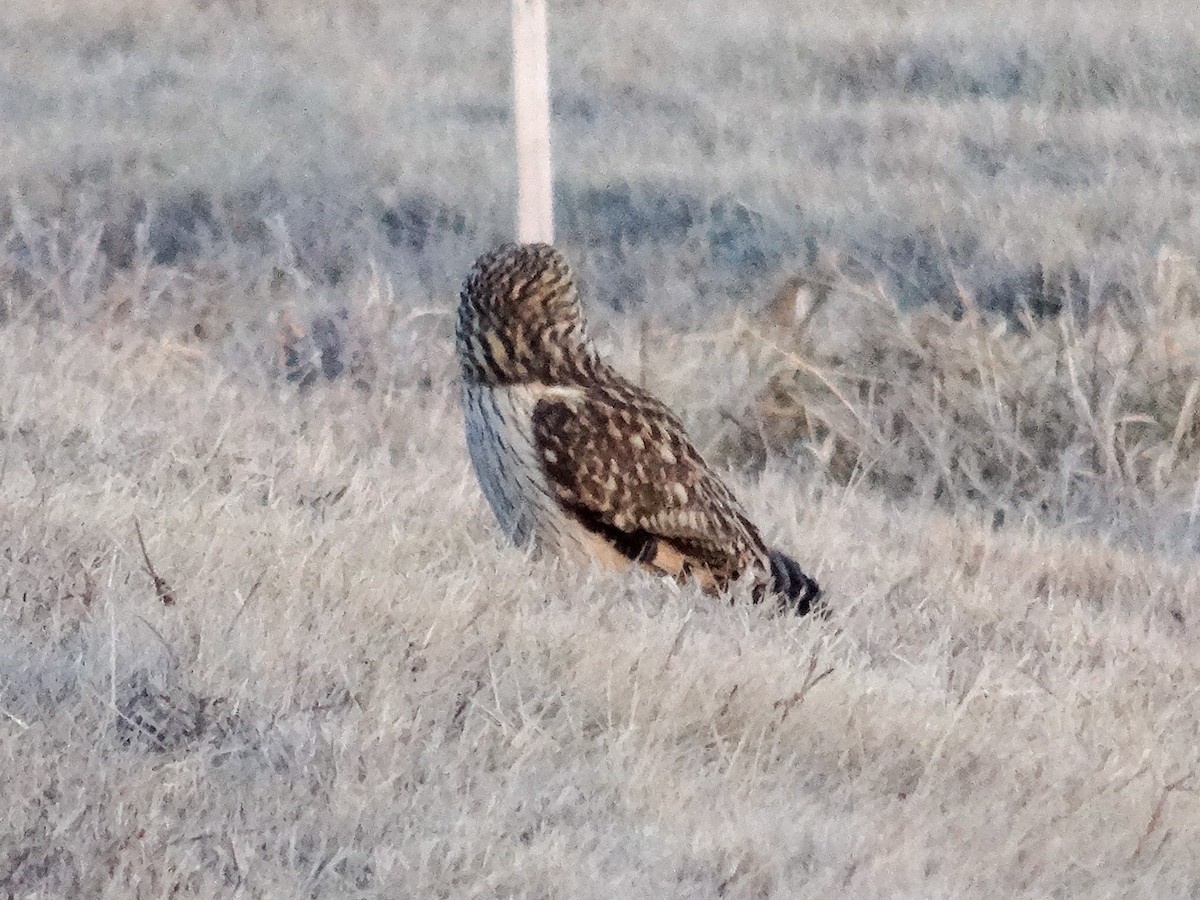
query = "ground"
(3, 1, 1200, 897)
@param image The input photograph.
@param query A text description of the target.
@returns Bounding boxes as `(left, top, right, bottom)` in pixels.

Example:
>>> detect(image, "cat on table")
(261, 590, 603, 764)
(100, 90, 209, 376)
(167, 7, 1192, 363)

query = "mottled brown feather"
(532, 387, 764, 590)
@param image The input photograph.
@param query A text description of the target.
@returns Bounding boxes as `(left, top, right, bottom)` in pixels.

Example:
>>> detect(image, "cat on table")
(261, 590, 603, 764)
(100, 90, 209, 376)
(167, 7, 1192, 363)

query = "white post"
(511, 0, 554, 244)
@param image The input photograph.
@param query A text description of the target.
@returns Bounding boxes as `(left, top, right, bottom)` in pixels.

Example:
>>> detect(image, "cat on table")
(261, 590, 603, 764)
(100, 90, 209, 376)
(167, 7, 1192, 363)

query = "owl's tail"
(767, 549, 825, 617)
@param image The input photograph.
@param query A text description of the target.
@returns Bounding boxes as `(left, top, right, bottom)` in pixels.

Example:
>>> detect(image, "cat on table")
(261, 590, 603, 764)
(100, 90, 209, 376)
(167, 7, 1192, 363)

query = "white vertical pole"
(511, 0, 554, 244)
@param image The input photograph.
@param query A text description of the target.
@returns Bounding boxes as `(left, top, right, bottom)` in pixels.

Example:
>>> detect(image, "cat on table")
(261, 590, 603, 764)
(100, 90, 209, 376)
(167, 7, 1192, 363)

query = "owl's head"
(456, 243, 594, 385)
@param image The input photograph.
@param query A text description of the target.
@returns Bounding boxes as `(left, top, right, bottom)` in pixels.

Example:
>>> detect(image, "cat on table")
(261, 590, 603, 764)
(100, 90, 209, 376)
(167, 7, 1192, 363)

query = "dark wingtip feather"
(768, 549, 826, 617)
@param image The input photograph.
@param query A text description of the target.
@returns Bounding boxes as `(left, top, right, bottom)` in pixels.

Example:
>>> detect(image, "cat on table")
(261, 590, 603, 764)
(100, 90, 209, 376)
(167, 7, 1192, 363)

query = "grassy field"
(4, 0, 1200, 896)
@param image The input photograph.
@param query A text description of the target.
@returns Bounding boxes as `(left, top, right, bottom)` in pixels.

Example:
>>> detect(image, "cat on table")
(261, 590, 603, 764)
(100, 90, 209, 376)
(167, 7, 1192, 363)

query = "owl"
(456, 242, 822, 615)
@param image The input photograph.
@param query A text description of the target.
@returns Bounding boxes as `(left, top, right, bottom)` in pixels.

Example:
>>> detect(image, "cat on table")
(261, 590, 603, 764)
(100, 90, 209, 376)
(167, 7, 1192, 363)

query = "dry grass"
(4, 0, 1200, 896)
(737, 248, 1200, 530)
(6, 323, 1200, 897)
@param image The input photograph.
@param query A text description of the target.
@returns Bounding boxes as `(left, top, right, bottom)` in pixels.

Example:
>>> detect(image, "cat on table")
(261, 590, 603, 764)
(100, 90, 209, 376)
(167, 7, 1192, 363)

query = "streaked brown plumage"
(456, 242, 822, 614)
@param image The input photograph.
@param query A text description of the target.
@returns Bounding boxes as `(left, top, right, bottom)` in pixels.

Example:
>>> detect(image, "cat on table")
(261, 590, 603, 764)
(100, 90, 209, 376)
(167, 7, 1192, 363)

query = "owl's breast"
(463, 383, 603, 565)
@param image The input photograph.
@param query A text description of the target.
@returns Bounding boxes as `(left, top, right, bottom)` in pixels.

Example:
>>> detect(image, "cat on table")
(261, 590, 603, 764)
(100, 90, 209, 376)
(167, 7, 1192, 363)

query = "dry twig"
(133, 518, 175, 606)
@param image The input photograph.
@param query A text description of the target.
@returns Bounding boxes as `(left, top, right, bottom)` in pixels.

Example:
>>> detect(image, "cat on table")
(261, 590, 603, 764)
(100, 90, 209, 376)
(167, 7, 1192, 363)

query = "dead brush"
(737, 256, 1200, 517)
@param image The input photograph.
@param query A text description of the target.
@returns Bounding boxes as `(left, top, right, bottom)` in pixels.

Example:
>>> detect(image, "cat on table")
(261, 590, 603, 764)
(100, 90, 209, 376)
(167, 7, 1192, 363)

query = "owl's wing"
(531, 383, 767, 590)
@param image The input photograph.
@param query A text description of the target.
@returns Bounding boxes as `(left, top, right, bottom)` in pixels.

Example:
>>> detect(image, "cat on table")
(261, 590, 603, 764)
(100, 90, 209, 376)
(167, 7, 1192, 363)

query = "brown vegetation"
(745, 247, 1200, 520)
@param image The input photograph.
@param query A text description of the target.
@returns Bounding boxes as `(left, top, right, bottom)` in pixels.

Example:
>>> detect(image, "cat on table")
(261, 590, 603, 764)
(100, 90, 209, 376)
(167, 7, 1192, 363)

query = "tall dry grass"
(4, 0, 1200, 896)
(737, 248, 1200, 532)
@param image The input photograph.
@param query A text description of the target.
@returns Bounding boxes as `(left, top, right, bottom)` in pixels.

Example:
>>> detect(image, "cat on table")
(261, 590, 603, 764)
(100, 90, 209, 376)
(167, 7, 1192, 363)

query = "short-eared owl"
(456, 243, 822, 614)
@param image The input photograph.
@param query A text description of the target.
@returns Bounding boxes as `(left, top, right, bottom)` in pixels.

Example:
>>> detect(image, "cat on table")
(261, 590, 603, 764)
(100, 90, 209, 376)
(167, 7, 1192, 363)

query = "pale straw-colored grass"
(4, 0, 1200, 896)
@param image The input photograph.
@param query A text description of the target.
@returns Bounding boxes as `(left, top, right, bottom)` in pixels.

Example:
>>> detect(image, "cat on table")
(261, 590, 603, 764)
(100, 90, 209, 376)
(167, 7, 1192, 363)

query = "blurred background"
(4, 0, 1199, 543)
